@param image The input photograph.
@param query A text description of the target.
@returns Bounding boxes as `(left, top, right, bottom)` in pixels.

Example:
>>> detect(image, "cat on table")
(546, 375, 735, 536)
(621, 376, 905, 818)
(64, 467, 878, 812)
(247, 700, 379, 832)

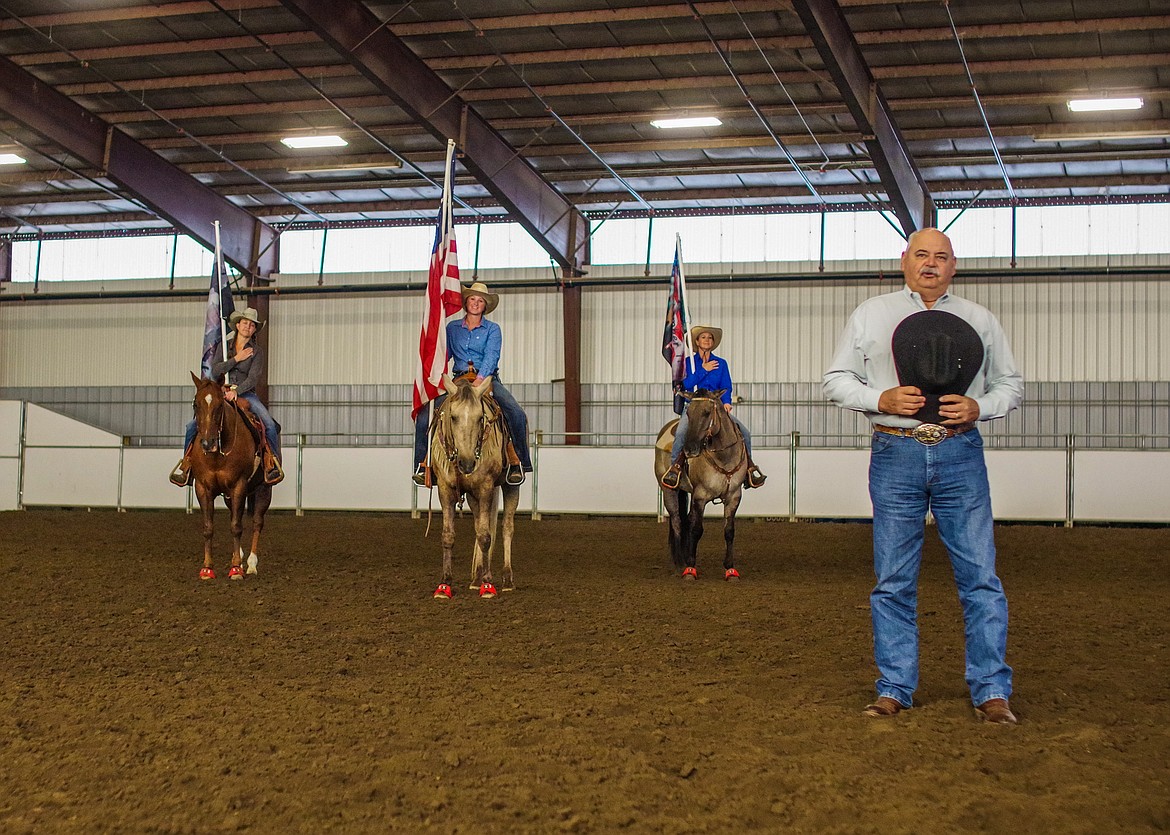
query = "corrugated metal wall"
(2, 256, 1168, 450)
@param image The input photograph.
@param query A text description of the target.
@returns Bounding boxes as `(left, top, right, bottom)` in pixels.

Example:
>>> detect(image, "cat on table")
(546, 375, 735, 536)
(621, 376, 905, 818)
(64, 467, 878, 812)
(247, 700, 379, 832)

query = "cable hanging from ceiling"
(207, 0, 482, 222)
(0, 2, 331, 227)
(686, 0, 824, 204)
(448, 0, 656, 242)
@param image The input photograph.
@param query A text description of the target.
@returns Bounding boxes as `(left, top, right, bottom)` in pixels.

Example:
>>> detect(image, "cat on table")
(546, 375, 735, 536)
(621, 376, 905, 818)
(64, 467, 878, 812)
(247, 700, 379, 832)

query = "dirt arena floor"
(2, 507, 1168, 834)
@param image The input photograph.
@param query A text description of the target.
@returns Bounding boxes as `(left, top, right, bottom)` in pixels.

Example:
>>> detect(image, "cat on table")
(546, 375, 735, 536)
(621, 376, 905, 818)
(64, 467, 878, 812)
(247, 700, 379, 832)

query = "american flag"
(661, 235, 692, 414)
(411, 139, 464, 420)
(200, 224, 235, 380)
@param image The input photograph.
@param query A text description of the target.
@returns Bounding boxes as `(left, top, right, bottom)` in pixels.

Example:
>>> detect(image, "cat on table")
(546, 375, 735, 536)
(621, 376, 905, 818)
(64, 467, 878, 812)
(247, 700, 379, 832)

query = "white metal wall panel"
(4, 256, 1168, 392)
(0, 278, 205, 388)
(269, 273, 562, 386)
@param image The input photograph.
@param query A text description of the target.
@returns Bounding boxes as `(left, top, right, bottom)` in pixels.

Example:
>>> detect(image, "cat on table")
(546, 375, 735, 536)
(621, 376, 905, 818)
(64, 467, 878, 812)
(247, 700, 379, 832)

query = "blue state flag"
(200, 258, 235, 379)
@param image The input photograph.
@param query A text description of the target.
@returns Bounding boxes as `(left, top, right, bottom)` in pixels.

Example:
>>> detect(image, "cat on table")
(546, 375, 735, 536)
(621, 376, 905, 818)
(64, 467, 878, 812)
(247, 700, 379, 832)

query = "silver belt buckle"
(910, 423, 948, 446)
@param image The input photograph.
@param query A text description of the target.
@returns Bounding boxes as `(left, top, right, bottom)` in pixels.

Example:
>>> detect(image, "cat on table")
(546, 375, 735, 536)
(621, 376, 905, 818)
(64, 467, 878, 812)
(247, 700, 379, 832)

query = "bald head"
(901, 227, 957, 307)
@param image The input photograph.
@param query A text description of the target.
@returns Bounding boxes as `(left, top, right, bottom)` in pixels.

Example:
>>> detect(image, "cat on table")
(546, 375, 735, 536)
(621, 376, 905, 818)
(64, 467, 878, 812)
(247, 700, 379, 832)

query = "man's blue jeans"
(185, 392, 281, 459)
(669, 410, 752, 465)
(868, 426, 1011, 708)
(414, 376, 532, 471)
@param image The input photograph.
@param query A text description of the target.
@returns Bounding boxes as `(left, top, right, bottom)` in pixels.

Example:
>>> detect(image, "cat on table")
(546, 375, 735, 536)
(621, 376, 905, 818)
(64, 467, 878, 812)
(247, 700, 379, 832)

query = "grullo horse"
(428, 374, 520, 599)
(187, 372, 273, 580)
(654, 389, 749, 581)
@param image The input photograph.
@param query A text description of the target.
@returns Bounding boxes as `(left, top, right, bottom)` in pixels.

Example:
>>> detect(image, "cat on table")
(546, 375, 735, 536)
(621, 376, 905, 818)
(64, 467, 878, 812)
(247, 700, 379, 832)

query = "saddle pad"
(655, 418, 680, 452)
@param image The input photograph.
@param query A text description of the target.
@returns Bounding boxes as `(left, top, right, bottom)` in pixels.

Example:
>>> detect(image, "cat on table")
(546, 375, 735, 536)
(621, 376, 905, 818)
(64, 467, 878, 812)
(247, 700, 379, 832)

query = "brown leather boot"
(263, 450, 284, 485)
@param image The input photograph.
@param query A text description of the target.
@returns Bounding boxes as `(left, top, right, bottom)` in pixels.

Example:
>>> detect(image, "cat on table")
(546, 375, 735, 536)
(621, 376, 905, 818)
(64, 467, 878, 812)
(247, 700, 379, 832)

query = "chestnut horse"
(654, 389, 748, 581)
(187, 371, 273, 580)
(428, 374, 520, 600)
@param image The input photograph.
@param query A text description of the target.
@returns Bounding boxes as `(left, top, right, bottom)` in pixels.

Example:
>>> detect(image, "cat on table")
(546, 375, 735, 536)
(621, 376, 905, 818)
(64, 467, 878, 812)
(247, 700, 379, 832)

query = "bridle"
(435, 393, 500, 470)
(686, 396, 746, 480)
(195, 387, 235, 456)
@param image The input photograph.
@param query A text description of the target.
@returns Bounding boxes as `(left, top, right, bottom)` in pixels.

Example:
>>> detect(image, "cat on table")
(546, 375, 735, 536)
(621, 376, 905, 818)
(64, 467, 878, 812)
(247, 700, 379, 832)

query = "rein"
(687, 397, 747, 486)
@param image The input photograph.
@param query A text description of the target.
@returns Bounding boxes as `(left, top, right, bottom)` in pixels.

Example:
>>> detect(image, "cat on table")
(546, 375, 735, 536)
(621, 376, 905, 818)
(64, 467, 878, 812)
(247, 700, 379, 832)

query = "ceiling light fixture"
(1066, 97, 1144, 113)
(650, 116, 722, 129)
(0, 153, 27, 165)
(280, 135, 349, 149)
(286, 160, 401, 175)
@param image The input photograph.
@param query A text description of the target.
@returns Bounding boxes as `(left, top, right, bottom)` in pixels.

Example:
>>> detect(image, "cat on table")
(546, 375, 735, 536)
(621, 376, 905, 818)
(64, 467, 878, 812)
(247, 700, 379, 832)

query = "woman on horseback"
(170, 307, 283, 486)
(412, 281, 532, 487)
(659, 324, 766, 490)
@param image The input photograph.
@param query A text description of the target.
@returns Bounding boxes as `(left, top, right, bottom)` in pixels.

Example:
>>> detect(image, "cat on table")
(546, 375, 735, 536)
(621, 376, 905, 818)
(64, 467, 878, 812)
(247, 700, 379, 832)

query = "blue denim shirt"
(446, 317, 502, 378)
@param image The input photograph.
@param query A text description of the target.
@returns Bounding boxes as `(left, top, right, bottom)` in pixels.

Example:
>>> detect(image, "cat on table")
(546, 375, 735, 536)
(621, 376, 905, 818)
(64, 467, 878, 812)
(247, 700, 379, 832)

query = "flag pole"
(423, 138, 458, 472)
(675, 233, 695, 377)
(213, 221, 231, 387)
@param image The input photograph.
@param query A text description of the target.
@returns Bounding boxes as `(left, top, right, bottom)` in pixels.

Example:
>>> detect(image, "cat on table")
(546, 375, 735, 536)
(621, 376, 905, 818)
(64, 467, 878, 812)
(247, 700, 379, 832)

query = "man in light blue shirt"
(824, 227, 1024, 725)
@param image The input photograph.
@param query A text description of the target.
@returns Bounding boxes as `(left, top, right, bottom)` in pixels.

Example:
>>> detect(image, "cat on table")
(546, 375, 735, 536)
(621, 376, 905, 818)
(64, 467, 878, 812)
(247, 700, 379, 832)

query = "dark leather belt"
(873, 422, 975, 446)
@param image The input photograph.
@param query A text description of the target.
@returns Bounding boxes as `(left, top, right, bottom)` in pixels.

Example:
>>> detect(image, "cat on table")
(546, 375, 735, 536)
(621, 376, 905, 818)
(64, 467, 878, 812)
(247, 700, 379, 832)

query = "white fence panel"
(297, 447, 411, 511)
(535, 448, 659, 515)
(0, 459, 18, 511)
(121, 449, 190, 509)
(22, 447, 121, 507)
(987, 450, 1066, 521)
(1073, 451, 1170, 523)
(796, 450, 872, 518)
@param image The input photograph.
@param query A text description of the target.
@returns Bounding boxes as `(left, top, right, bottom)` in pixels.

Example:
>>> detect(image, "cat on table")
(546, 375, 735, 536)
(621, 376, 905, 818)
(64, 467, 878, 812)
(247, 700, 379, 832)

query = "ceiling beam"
(5, 173, 1166, 231)
(0, 55, 277, 277)
(790, 0, 934, 234)
(278, 0, 589, 275)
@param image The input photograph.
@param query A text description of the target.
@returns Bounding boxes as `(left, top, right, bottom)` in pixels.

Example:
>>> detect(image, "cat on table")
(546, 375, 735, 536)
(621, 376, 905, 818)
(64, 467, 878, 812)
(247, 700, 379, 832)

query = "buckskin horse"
(186, 372, 273, 580)
(428, 374, 520, 600)
(654, 389, 749, 581)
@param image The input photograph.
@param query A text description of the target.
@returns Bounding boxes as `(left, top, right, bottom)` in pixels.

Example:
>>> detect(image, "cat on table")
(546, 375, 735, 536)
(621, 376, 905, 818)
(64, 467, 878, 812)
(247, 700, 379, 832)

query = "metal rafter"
(790, 0, 934, 234)
(0, 54, 277, 276)
(278, 0, 590, 275)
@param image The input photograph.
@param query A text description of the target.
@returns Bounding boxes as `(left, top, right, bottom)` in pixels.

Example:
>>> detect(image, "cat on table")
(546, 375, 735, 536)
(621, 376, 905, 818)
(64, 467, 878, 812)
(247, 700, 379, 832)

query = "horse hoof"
(725, 568, 740, 582)
(479, 582, 497, 599)
(228, 566, 244, 580)
(433, 583, 453, 600)
(199, 567, 216, 581)
(682, 567, 698, 581)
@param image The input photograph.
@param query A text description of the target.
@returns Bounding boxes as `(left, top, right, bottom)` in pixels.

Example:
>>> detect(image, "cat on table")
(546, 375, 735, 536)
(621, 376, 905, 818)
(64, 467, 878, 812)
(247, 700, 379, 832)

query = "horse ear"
(190, 370, 201, 386)
(679, 391, 695, 401)
(473, 375, 493, 397)
(714, 389, 728, 400)
(442, 374, 458, 396)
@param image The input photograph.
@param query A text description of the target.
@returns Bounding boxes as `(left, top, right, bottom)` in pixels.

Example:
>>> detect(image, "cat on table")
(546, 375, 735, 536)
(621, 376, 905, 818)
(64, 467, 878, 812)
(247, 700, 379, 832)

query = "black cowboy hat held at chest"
(892, 310, 984, 424)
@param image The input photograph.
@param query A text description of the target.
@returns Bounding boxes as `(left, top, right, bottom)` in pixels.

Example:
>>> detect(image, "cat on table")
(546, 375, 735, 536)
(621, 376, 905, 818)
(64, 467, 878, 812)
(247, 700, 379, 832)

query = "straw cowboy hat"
(690, 324, 722, 350)
(892, 310, 983, 424)
(229, 306, 265, 333)
(461, 281, 499, 314)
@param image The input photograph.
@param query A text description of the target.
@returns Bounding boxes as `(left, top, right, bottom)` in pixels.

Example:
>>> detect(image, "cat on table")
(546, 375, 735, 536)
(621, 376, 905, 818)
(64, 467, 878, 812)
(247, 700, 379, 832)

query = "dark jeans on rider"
(413, 376, 532, 471)
(185, 392, 281, 460)
(669, 410, 752, 465)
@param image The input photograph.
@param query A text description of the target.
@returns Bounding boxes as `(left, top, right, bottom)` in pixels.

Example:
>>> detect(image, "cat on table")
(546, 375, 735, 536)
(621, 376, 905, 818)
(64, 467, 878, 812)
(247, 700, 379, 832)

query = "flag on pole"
(411, 139, 464, 420)
(200, 225, 235, 379)
(661, 234, 692, 414)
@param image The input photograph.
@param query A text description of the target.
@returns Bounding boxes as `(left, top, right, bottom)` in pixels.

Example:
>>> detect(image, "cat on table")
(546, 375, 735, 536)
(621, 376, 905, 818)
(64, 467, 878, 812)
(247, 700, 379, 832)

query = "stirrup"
(505, 465, 525, 486)
(169, 458, 192, 487)
(746, 465, 766, 489)
(263, 456, 284, 485)
(660, 463, 682, 490)
(412, 464, 429, 487)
